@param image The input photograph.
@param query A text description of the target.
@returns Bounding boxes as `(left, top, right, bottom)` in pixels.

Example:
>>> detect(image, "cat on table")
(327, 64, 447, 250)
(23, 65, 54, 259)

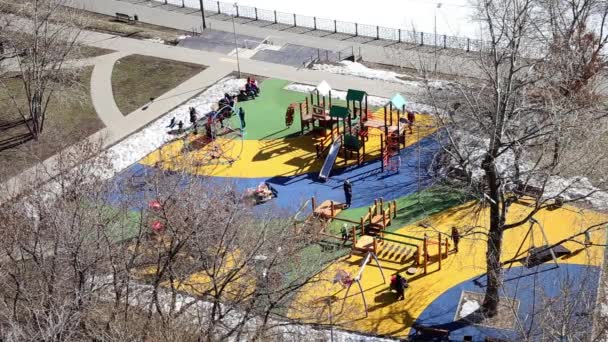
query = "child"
(451, 226, 461, 253)
(406, 110, 415, 134)
(167, 117, 176, 129)
(245, 82, 255, 98)
(340, 224, 349, 243)
(390, 274, 408, 300)
(249, 77, 260, 95)
(189, 107, 197, 124)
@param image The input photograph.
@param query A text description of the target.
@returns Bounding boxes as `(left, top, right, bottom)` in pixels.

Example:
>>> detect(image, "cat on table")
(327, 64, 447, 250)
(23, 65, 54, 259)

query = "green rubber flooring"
(231, 79, 349, 140)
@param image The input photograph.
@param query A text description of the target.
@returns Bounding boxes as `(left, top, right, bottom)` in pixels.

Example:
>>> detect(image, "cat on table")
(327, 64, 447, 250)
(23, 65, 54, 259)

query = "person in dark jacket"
(343, 179, 352, 208)
(238, 107, 246, 128)
(390, 273, 408, 300)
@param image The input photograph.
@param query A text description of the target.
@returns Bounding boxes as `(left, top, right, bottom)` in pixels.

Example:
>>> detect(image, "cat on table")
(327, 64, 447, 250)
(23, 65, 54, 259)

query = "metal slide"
(318, 139, 342, 182)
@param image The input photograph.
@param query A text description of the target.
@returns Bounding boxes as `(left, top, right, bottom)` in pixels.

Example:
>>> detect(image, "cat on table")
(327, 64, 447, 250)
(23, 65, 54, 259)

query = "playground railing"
(154, 0, 491, 53)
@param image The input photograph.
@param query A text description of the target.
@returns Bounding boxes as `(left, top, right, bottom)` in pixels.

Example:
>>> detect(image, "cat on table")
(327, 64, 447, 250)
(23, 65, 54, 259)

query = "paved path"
(67, 0, 486, 79)
(90, 51, 130, 133)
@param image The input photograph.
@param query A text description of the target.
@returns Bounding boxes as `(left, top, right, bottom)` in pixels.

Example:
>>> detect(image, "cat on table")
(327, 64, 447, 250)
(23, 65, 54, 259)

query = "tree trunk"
(482, 218, 503, 317)
(481, 154, 503, 317)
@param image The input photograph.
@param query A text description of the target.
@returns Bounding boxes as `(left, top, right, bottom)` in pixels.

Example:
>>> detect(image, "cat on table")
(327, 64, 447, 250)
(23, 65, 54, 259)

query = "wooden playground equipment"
(362, 198, 396, 231)
(311, 196, 346, 220)
(306, 196, 453, 275)
(349, 228, 451, 274)
(292, 86, 428, 178)
(296, 80, 334, 136)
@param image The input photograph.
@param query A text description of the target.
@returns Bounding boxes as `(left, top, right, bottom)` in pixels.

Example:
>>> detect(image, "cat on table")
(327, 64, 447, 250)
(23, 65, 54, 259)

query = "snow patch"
(143, 37, 166, 44)
(285, 83, 441, 114)
(442, 129, 608, 210)
(460, 299, 480, 317)
(312, 61, 453, 90)
(106, 77, 245, 175)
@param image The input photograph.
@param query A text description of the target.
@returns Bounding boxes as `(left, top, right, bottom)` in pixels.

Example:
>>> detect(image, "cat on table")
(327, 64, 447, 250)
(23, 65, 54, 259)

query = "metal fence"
(154, 0, 488, 52)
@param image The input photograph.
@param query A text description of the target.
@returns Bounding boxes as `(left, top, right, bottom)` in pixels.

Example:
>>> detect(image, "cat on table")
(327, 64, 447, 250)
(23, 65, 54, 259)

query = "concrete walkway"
(90, 51, 130, 132)
(67, 0, 486, 79)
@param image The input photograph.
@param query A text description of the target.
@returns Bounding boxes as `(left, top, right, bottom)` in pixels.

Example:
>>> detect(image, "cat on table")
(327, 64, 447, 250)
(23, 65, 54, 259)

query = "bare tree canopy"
(0, 0, 85, 140)
(424, 0, 608, 319)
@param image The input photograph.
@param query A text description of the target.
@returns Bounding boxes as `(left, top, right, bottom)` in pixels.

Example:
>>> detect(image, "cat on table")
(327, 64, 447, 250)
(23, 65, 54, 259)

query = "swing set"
(333, 251, 386, 317)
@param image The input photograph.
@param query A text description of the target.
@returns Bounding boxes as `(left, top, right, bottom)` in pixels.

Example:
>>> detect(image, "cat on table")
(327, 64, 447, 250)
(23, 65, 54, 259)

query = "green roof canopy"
(330, 105, 349, 119)
(390, 94, 407, 109)
(346, 89, 367, 102)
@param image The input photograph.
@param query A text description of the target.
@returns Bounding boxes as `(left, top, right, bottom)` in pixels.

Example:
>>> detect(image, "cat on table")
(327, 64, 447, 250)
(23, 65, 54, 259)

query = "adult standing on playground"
(343, 179, 352, 208)
(407, 110, 415, 134)
(238, 107, 246, 129)
(451, 226, 461, 253)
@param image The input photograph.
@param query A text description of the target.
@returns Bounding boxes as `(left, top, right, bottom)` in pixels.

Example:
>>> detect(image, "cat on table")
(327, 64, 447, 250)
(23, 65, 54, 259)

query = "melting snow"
(312, 61, 453, 90)
(460, 299, 480, 317)
(105, 77, 246, 176)
(285, 82, 441, 114)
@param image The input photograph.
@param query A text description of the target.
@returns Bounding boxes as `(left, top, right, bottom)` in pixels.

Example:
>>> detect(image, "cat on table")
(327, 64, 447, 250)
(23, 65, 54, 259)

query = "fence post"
(355, 23, 358, 36)
(420, 32, 424, 45)
(466, 38, 470, 52)
(314, 17, 317, 30)
(254, 7, 258, 20)
(443, 35, 446, 49)
(334, 20, 337, 33)
(398, 29, 401, 42)
(376, 26, 379, 40)
(274, 10, 277, 24)
(293, 13, 296, 27)
(216, 1, 220, 13)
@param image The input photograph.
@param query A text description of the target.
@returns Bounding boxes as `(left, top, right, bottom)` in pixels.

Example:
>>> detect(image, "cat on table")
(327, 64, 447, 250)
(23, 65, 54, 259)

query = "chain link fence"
(154, 0, 488, 52)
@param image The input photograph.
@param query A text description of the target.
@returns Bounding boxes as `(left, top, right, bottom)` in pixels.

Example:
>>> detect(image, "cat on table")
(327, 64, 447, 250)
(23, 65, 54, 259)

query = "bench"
(115, 12, 135, 24)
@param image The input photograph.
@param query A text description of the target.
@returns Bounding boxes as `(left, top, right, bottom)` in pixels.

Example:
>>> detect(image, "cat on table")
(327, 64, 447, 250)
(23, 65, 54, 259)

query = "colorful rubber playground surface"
(111, 78, 607, 340)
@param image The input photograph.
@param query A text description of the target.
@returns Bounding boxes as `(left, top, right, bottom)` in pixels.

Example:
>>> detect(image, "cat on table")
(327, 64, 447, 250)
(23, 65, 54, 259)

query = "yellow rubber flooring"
(288, 201, 607, 338)
(140, 113, 437, 178)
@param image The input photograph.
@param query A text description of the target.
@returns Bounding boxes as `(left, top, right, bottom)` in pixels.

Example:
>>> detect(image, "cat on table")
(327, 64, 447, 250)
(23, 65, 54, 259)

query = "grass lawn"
(0, 66, 104, 180)
(77, 45, 114, 59)
(111, 54, 206, 115)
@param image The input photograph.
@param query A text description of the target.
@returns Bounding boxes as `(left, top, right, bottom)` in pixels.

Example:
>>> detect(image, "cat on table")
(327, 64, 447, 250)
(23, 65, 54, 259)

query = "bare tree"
(420, 0, 608, 318)
(0, 136, 330, 341)
(0, 0, 85, 140)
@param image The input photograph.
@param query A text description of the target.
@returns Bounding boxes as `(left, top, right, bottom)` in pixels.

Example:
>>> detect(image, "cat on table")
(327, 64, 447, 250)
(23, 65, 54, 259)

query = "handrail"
(382, 230, 424, 241)
(376, 236, 419, 248)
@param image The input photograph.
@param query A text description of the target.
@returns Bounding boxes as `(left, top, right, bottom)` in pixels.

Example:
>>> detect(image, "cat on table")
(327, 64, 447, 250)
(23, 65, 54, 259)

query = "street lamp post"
(434, 3, 442, 48)
(198, 0, 206, 29)
(434, 3, 442, 72)
(232, 3, 241, 78)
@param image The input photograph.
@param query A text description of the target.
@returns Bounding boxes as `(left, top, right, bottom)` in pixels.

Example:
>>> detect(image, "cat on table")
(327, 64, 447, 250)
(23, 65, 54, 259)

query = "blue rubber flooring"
(411, 264, 601, 341)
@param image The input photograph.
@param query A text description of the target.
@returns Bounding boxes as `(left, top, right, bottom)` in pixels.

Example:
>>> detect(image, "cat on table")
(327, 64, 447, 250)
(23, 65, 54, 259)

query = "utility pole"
(434, 3, 442, 72)
(232, 3, 241, 77)
(199, 0, 207, 29)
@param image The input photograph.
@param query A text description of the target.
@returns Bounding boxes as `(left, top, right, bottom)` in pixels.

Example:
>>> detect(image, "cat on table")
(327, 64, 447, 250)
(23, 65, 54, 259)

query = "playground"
(110, 77, 608, 341)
